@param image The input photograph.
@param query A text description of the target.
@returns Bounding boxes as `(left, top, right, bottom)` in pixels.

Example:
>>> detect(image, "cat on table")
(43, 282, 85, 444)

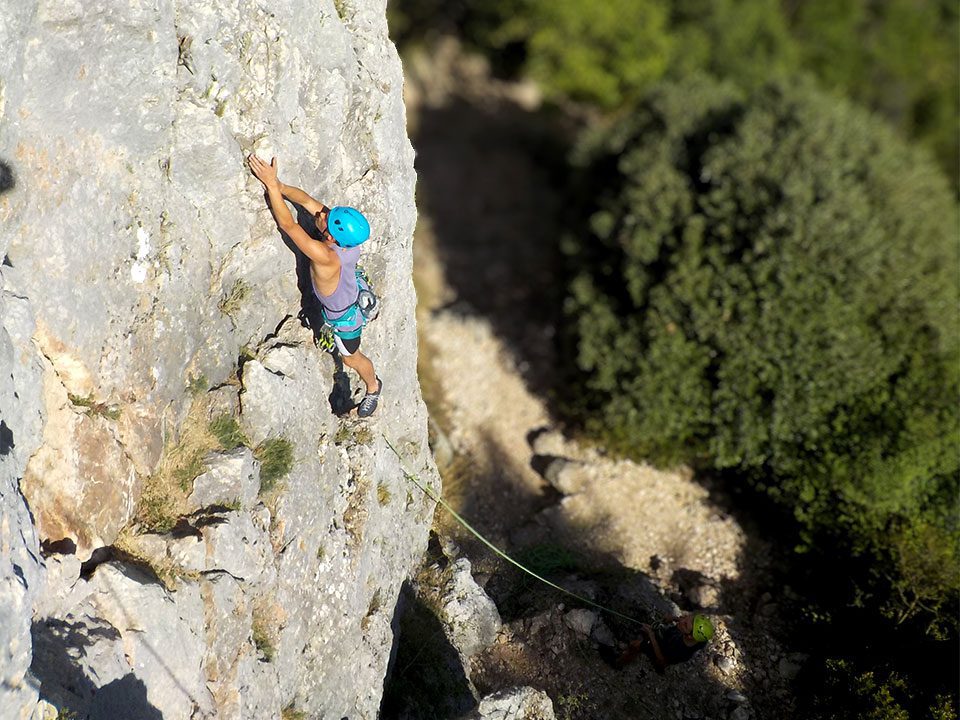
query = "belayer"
(248, 153, 382, 417)
(617, 613, 714, 674)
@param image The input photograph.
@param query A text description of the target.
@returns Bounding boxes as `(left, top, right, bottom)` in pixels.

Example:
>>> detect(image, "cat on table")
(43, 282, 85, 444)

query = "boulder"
(187, 448, 260, 511)
(438, 558, 503, 661)
(543, 459, 590, 495)
(563, 609, 597, 636)
(465, 687, 556, 720)
(32, 562, 215, 719)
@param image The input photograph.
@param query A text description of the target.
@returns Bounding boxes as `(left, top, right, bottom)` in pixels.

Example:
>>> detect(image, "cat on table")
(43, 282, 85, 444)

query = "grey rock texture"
(0, 0, 433, 718)
(187, 448, 260, 511)
(438, 557, 503, 661)
(32, 562, 215, 719)
(464, 687, 557, 720)
(0, 129, 46, 718)
(563, 608, 597, 636)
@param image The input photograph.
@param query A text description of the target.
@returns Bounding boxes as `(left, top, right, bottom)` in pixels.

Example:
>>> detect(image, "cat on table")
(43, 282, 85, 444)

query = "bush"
(523, 0, 673, 108)
(805, 659, 957, 720)
(209, 414, 247, 450)
(562, 76, 959, 628)
(389, 0, 957, 180)
(790, 0, 959, 186)
(255, 437, 294, 492)
(667, 0, 799, 87)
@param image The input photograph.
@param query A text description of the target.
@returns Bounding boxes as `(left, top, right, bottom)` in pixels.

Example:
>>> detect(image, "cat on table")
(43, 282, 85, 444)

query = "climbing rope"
(383, 435, 647, 627)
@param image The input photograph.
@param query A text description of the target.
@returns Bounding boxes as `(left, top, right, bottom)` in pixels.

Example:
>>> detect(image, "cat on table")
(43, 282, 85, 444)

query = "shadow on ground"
(380, 578, 476, 720)
(403, 46, 819, 720)
(412, 90, 572, 403)
(384, 421, 781, 719)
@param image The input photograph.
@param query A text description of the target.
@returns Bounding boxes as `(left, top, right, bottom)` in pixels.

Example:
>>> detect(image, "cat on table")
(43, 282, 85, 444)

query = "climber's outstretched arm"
(279, 183, 326, 216)
(248, 154, 334, 266)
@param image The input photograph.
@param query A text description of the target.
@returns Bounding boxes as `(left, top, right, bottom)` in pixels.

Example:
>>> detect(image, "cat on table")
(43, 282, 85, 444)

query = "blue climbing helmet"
(327, 206, 370, 247)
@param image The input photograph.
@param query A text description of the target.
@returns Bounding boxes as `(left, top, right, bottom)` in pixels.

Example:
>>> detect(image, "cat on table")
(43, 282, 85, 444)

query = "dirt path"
(405, 38, 794, 720)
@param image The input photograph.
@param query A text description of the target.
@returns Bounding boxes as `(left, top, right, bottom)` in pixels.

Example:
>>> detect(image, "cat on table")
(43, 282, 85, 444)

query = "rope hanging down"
(383, 435, 646, 627)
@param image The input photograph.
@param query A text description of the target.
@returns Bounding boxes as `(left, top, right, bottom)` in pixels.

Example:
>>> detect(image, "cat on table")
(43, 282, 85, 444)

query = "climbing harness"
(383, 435, 647, 627)
(320, 266, 380, 346)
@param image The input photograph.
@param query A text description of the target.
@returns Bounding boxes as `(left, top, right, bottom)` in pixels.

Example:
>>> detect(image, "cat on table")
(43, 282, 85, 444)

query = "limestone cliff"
(0, 0, 434, 717)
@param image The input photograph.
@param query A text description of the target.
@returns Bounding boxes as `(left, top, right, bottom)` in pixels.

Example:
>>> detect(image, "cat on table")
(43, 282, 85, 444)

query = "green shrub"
(389, 0, 957, 180)
(516, 543, 581, 577)
(255, 437, 294, 492)
(805, 659, 957, 720)
(562, 76, 959, 628)
(667, 0, 799, 87)
(524, 0, 672, 108)
(790, 0, 959, 185)
(209, 414, 247, 450)
(186, 374, 209, 396)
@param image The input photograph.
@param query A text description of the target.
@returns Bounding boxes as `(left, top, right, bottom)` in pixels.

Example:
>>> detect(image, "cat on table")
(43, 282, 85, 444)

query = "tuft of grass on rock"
(134, 396, 221, 532)
(334, 424, 352, 444)
(255, 437, 294, 493)
(281, 707, 307, 720)
(218, 278, 249, 317)
(334, 423, 372, 447)
(251, 600, 283, 662)
(252, 619, 275, 662)
(186, 374, 209, 396)
(173, 452, 207, 492)
(209, 414, 247, 450)
(361, 589, 384, 631)
(68, 393, 122, 421)
(113, 529, 199, 590)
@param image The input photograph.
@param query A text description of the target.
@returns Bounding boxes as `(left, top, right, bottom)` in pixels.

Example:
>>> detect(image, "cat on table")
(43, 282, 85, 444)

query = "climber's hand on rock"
(248, 154, 280, 190)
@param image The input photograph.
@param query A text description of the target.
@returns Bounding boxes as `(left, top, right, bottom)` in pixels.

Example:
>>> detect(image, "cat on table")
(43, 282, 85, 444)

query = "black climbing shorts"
(335, 334, 362, 356)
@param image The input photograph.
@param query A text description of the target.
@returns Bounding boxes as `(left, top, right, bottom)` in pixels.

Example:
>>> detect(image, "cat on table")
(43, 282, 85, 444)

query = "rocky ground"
(401, 38, 806, 720)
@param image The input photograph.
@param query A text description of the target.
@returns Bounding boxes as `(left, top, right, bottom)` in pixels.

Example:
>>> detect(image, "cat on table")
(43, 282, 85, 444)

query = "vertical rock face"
(0, 0, 432, 718)
(0, 259, 45, 718)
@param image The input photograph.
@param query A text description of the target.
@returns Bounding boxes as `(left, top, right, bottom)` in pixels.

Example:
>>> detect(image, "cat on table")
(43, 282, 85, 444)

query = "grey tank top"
(314, 244, 361, 319)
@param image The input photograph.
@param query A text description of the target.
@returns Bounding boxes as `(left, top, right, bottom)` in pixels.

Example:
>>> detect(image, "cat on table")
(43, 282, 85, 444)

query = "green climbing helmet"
(328, 206, 370, 247)
(692, 614, 715, 643)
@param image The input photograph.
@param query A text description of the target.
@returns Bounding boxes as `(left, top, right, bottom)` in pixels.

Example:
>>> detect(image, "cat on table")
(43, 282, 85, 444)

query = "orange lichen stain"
(34, 319, 96, 397)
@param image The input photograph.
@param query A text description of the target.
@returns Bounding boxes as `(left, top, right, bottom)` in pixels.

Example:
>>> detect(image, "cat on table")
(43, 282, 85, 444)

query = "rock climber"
(247, 153, 382, 418)
(617, 612, 714, 674)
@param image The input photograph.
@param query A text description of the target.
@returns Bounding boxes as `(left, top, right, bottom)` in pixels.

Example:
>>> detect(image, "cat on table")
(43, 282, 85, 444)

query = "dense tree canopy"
(388, 3, 959, 713)
(563, 76, 959, 628)
(389, 0, 959, 181)
(789, 0, 958, 184)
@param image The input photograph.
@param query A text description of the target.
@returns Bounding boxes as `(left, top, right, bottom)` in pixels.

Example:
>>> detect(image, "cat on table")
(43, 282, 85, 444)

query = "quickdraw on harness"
(317, 267, 379, 352)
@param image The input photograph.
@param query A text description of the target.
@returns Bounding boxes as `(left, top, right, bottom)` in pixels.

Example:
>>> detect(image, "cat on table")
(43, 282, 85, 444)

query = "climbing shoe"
(357, 376, 382, 418)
